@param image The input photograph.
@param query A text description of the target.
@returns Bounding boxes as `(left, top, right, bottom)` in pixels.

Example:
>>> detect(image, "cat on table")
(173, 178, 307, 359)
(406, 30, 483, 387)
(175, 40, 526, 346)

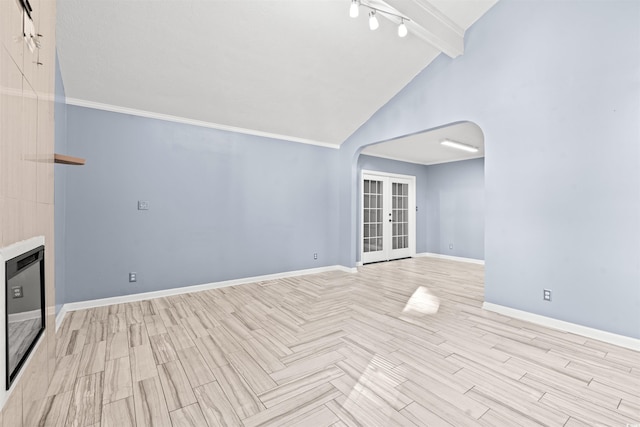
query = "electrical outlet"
(543, 289, 551, 301)
(129, 272, 137, 282)
(138, 201, 149, 210)
(11, 286, 23, 298)
(313, 253, 318, 260)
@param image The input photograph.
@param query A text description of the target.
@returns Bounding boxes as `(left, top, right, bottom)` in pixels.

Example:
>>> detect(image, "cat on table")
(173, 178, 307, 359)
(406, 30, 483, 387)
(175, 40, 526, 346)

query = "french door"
(361, 171, 416, 264)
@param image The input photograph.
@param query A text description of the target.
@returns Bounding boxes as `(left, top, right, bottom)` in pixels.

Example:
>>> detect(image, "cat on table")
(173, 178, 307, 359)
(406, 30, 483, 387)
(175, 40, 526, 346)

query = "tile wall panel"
(0, 0, 57, 423)
(37, 96, 55, 204)
(1, 46, 23, 201)
(22, 79, 39, 203)
(0, 0, 24, 74)
(1, 381, 22, 427)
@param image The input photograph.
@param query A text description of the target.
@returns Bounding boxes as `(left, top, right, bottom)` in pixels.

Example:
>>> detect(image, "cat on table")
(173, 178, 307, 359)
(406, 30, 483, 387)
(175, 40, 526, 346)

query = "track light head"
(398, 19, 407, 37)
(349, 0, 359, 18)
(369, 10, 379, 31)
(351, 3, 410, 38)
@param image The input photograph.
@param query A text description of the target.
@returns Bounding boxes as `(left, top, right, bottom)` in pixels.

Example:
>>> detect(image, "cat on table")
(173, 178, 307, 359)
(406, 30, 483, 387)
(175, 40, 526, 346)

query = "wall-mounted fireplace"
(0, 236, 46, 393)
(5, 245, 45, 389)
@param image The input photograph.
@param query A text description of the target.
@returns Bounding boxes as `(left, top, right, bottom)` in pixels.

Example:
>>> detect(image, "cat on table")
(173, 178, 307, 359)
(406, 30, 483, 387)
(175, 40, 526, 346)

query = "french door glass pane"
(363, 179, 384, 253)
(392, 182, 409, 250)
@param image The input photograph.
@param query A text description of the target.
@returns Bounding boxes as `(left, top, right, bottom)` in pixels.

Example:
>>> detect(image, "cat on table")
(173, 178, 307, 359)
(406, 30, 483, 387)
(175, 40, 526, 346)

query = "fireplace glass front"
(5, 245, 45, 389)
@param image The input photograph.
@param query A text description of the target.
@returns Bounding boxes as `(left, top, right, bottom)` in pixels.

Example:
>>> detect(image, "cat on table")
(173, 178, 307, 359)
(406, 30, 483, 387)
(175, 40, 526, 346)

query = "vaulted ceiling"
(57, 0, 497, 147)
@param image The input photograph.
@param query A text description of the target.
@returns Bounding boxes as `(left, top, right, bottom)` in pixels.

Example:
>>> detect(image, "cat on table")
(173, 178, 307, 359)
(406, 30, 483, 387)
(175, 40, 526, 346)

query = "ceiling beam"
(382, 0, 465, 58)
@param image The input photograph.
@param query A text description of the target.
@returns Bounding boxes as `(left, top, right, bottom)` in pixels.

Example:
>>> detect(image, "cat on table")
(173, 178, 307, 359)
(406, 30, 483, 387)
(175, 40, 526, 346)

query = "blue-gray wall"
(54, 51, 67, 316)
(425, 158, 484, 260)
(60, 117, 483, 302)
(340, 0, 640, 339)
(57, 0, 639, 340)
(62, 107, 340, 302)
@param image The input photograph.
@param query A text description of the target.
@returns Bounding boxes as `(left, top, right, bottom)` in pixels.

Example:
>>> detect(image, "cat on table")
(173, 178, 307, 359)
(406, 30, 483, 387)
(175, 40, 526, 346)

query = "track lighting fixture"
(349, 1, 411, 38)
(369, 10, 379, 31)
(349, 0, 359, 18)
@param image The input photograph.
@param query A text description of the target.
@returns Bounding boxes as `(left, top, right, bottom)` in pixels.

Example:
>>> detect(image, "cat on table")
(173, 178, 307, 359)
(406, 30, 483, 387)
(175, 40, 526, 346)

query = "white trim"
(332, 266, 359, 274)
(60, 265, 356, 313)
(0, 333, 44, 410)
(361, 151, 484, 166)
(361, 170, 416, 264)
(8, 309, 41, 324)
(55, 305, 68, 332)
(361, 169, 417, 181)
(356, 261, 363, 267)
(416, 252, 485, 265)
(0, 236, 45, 261)
(65, 98, 340, 150)
(0, 236, 46, 411)
(482, 302, 640, 352)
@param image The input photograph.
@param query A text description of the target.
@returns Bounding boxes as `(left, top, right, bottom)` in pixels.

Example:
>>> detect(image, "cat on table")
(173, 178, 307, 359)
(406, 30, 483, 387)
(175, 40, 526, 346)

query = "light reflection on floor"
(340, 288, 442, 422)
(344, 354, 404, 423)
(402, 286, 440, 316)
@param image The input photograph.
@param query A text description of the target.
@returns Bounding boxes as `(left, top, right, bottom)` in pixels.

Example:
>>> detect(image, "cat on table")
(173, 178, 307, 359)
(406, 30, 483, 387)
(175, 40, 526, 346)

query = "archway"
(350, 121, 485, 265)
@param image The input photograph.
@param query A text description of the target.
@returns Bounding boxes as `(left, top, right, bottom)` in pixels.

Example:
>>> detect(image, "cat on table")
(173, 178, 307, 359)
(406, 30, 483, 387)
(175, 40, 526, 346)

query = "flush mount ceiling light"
(440, 139, 479, 153)
(349, 1, 411, 38)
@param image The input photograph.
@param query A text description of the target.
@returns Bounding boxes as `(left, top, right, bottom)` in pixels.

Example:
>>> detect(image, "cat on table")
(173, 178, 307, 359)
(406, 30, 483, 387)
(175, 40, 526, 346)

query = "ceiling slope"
(57, 0, 497, 146)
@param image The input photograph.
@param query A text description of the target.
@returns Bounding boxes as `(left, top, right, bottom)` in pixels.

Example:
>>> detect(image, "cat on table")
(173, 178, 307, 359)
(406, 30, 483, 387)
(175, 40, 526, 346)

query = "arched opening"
(352, 121, 485, 266)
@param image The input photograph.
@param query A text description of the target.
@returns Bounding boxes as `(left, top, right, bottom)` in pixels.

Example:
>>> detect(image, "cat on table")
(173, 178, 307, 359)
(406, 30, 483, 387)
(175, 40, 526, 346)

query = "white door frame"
(361, 170, 416, 264)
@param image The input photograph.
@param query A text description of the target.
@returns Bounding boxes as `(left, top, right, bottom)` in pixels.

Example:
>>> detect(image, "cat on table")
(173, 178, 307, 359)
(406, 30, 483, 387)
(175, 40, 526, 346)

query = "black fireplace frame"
(4, 245, 45, 390)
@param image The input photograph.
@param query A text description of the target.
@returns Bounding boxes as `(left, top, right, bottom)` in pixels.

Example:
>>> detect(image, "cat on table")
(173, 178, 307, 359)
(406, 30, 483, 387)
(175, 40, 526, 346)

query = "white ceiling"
(361, 121, 484, 165)
(56, 0, 497, 147)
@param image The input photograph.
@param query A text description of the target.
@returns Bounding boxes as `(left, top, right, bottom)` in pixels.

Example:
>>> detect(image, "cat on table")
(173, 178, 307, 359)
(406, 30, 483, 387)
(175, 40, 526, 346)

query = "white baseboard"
(416, 252, 485, 265)
(55, 305, 68, 332)
(58, 265, 356, 321)
(356, 254, 483, 266)
(334, 266, 358, 274)
(483, 302, 640, 352)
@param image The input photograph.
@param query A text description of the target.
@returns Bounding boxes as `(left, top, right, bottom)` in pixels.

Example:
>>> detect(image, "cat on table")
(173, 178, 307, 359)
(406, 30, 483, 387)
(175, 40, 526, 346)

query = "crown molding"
(65, 98, 340, 150)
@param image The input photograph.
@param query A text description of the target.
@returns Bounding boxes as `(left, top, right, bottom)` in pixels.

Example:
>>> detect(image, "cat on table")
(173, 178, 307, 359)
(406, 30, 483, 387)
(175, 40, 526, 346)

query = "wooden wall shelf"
(54, 154, 85, 165)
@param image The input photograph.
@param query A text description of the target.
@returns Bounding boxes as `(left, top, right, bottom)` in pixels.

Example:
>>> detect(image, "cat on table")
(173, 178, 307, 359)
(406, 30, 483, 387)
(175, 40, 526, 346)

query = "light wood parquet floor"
(27, 257, 640, 426)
